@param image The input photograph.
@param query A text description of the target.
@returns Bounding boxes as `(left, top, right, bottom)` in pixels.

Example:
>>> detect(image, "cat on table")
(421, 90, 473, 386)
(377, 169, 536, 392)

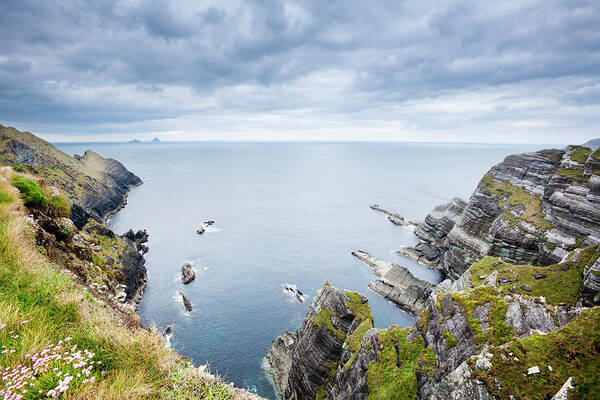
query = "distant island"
(128, 138, 160, 144)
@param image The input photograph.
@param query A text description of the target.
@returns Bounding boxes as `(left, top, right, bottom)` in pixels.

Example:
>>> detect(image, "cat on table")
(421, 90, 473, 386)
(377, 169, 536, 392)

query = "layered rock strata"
(264, 282, 373, 400)
(352, 250, 433, 314)
(401, 145, 600, 280)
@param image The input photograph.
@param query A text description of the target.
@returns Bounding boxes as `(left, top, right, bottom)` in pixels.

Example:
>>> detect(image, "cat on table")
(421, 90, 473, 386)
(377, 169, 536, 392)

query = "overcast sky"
(1, 0, 599, 143)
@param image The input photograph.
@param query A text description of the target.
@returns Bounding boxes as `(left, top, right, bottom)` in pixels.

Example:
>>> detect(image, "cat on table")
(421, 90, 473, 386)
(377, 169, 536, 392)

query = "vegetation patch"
(470, 246, 600, 307)
(443, 329, 457, 349)
(557, 168, 587, 182)
(313, 305, 346, 341)
(479, 174, 553, 232)
(366, 326, 436, 400)
(471, 307, 600, 400)
(450, 287, 514, 346)
(592, 148, 600, 161)
(11, 174, 46, 207)
(569, 146, 592, 164)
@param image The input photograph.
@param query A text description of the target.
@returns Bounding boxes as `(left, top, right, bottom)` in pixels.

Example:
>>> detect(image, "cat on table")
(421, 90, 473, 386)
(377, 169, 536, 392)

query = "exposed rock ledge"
(351, 250, 433, 314)
(369, 204, 418, 226)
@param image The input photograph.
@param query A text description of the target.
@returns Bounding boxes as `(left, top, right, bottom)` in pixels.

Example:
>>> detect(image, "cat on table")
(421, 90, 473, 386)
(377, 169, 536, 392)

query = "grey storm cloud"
(0, 0, 599, 142)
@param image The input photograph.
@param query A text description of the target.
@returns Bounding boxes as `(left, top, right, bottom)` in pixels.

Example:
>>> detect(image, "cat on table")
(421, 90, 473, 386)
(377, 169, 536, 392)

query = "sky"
(0, 0, 599, 143)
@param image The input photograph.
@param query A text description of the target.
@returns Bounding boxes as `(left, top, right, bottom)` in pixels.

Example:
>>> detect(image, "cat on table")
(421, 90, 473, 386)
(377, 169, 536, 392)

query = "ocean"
(56, 141, 546, 398)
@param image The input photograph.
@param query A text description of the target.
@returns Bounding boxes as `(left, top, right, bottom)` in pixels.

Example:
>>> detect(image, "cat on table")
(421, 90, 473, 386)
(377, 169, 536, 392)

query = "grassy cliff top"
(0, 166, 246, 399)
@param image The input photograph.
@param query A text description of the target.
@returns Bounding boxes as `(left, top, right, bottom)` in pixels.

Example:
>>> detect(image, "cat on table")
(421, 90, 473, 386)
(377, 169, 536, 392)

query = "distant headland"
(128, 137, 161, 144)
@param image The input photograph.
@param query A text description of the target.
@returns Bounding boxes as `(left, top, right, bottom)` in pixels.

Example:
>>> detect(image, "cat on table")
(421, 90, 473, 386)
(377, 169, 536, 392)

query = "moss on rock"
(366, 326, 436, 400)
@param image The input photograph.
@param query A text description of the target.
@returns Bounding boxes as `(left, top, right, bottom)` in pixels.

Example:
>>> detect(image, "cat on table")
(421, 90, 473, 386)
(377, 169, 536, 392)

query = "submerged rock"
(181, 262, 196, 284)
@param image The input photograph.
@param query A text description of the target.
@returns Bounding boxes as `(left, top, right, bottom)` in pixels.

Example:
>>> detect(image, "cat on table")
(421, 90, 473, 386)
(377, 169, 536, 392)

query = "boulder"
(178, 291, 192, 312)
(181, 262, 196, 284)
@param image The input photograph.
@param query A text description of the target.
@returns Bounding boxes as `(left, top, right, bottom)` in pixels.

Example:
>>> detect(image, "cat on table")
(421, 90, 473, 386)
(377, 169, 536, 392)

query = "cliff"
(0, 124, 142, 229)
(0, 127, 264, 400)
(267, 247, 599, 399)
(402, 145, 600, 280)
(266, 144, 600, 400)
(263, 282, 373, 400)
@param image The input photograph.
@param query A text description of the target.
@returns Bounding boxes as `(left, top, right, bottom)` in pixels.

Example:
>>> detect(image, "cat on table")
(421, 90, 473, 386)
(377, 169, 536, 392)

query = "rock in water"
(178, 291, 192, 312)
(282, 283, 305, 302)
(196, 226, 205, 234)
(181, 262, 196, 284)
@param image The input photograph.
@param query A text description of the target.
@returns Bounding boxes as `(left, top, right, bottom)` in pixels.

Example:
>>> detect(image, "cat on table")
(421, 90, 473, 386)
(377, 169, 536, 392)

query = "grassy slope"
(470, 245, 600, 307)
(470, 307, 600, 400)
(0, 167, 236, 399)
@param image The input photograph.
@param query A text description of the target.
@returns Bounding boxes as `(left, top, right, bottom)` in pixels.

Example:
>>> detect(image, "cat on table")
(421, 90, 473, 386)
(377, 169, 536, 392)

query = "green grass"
(470, 246, 600, 306)
(164, 368, 232, 400)
(557, 168, 587, 182)
(449, 287, 514, 346)
(11, 174, 46, 207)
(479, 174, 553, 232)
(92, 253, 105, 267)
(48, 194, 71, 218)
(366, 326, 436, 400)
(470, 307, 600, 400)
(0, 169, 243, 399)
(592, 148, 600, 161)
(344, 291, 374, 353)
(569, 146, 592, 164)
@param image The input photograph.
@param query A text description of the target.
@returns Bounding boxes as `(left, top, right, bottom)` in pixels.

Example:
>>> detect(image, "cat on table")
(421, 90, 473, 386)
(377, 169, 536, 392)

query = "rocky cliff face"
(402, 145, 600, 281)
(0, 124, 142, 229)
(266, 144, 600, 400)
(264, 282, 373, 400)
(30, 196, 148, 309)
(269, 246, 599, 400)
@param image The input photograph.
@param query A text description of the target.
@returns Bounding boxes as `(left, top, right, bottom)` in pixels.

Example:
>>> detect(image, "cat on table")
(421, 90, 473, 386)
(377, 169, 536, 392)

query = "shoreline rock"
(369, 204, 416, 227)
(351, 250, 433, 314)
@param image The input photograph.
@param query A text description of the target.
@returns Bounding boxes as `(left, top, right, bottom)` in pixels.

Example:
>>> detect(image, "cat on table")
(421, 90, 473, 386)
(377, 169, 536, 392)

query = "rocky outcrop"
(352, 250, 433, 314)
(178, 291, 192, 312)
(263, 331, 297, 399)
(181, 262, 196, 284)
(269, 246, 598, 400)
(401, 145, 600, 279)
(427, 361, 493, 400)
(369, 204, 416, 226)
(264, 282, 373, 400)
(0, 124, 142, 229)
(582, 247, 600, 306)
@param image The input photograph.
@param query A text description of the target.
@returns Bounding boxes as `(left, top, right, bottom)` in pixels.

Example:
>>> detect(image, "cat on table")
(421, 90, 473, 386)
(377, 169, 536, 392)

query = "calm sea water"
(56, 141, 544, 398)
